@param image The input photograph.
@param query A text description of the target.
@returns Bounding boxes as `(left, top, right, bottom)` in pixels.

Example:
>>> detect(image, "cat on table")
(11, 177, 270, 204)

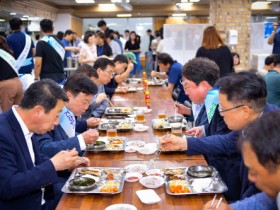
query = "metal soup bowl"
(187, 165, 214, 178)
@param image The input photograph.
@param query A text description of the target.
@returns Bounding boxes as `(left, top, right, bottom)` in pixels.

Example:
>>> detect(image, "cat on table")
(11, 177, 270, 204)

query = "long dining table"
(56, 83, 223, 210)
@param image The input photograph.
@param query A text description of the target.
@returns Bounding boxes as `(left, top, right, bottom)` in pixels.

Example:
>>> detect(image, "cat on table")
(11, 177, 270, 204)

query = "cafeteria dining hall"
(1, 0, 280, 210)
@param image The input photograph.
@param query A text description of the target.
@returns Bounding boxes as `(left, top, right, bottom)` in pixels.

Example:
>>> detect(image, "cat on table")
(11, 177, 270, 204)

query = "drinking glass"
(158, 110, 167, 119)
(135, 109, 145, 122)
(171, 123, 183, 136)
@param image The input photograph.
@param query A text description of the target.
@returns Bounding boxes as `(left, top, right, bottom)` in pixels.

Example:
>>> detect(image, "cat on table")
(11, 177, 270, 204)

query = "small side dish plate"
(136, 189, 161, 204)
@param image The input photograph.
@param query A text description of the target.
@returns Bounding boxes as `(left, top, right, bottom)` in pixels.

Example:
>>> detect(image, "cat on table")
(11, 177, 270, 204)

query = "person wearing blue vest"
(7, 17, 35, 74)
(35, 19, 66, 83)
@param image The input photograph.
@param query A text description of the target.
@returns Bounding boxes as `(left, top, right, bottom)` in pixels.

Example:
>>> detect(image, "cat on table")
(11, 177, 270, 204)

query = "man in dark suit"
(160, 72, 279, 202)
(0, 79, 90, 210)
(174, 57, 234, 200)
(34, 75, 99, 208)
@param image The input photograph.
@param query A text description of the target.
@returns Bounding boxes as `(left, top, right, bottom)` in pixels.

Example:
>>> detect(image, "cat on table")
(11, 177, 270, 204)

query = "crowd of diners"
(0, 16, 280, 210)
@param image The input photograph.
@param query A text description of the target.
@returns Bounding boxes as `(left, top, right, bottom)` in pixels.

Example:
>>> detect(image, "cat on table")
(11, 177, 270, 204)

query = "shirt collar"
(12, 105, 33, 139)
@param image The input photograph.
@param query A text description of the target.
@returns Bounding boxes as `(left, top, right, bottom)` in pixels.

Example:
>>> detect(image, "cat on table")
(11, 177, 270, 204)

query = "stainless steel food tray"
(62, 167, 125, 195)
(86, 136, 127, 152)
(152, 118, 188, 130)
(98, 119, 134, 132)
(105, 107, 134, 116)
(164, 167, 228, 195)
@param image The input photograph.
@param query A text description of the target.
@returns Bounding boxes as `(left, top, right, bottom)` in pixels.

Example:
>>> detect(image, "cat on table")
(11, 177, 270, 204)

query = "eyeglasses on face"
(104, 70, 115, 77)
(218, 104, 246, 113)
(180, 79, 186, 85)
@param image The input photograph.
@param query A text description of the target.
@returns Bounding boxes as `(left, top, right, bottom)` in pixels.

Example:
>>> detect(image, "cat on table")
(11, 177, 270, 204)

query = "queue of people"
(1, 15, 280, 210)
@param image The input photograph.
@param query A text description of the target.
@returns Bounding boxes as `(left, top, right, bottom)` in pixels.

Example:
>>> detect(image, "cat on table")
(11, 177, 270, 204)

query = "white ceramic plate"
(144, 143, 158, 149)
(124, 146, 138, 153)
(133, 125, 149, 132)
(124, 172, 143, 182)
(137, 146, 157, 155)
(144, 109, 152, 114)
(145, 169, 164, 177)
(126, 140, 145, 147)
(125, 164, 148, 173)
(139, 176, 165, 189)
(105, 203, 137, 210)
(136, 189, 161, 204)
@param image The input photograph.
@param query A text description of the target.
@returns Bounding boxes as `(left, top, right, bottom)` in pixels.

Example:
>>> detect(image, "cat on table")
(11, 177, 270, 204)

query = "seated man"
(203, 111, 280, 210)
(34, 75, 99, 207)
(160, 72, 279, 201)
(151, 53, 190, 105)
(0, 79, 89, 209)
(81, 58, 115, 118)
(174, 57, 232, 199)
(105, 54, 134, 99)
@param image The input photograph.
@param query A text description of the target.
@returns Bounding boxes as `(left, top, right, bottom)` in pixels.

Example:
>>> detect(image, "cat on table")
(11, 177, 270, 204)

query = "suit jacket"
(0, 109, 57, 210)
(188, 105, 238, 200)
(186, 103, 279, 201)
(34, 125, 82, 158)
(240, 104, 279, 200)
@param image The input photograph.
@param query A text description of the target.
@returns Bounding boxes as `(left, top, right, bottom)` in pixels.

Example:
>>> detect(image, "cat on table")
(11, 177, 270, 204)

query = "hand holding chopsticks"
(105, 97, 115, 107)
(202, 194, 227, 210)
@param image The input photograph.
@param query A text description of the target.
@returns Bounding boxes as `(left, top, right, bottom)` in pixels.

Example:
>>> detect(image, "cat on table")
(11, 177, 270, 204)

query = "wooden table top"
(56, 84, 221, 210)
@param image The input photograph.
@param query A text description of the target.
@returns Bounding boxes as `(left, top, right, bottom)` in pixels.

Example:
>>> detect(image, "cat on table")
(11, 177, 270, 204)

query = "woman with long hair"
(96, 31, 113, 57)
(125, 31, 141, 76)
(79, 31, 98, 66)
(0, 36, 22, 112)
(196, 26, 233, 77)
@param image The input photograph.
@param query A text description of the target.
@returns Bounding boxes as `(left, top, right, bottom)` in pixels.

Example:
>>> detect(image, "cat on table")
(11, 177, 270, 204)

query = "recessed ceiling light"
(75, 0, 95, 3)
(172, 13, 187, 17)
(10, 12, 17, 15)
(98, 4, 116, 10)
(176, 3, 193, 10)
(0, 19, 5, 22)
(117, 14, 132, 17)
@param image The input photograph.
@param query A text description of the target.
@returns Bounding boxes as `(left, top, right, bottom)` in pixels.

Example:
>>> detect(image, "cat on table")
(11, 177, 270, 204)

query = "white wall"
(53, 13, 71, 34)
(163, 24, 210, 65)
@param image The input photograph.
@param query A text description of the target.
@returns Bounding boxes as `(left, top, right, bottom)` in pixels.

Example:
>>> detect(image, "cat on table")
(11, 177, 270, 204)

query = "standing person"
(267, 21, 280, 54)
(124, 29, 130, 41)
(196, 26, 233, 77)
(7, 17, 35, 74)
(0, 36, 22, 112)
(78, 31, 98, 66)
(264, 54, 280, 107)
(125, 31, 141, 76)
(34, 19, 66, 83)
(7, 17, 35, 91)
(97, 20, 110, 37)
(106, 34, 122, 58)
(0, 79, 89, 210)
(73, 32, 81, 47)
(96, 32, 113, 57)
(146, 29, 155, 74)
(150, 53, 190, 105)
(203, 111, 280, 210)
(61, 30, 79, 67)
(56, 31, 64, 41)
(112, 31, 123, 54)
